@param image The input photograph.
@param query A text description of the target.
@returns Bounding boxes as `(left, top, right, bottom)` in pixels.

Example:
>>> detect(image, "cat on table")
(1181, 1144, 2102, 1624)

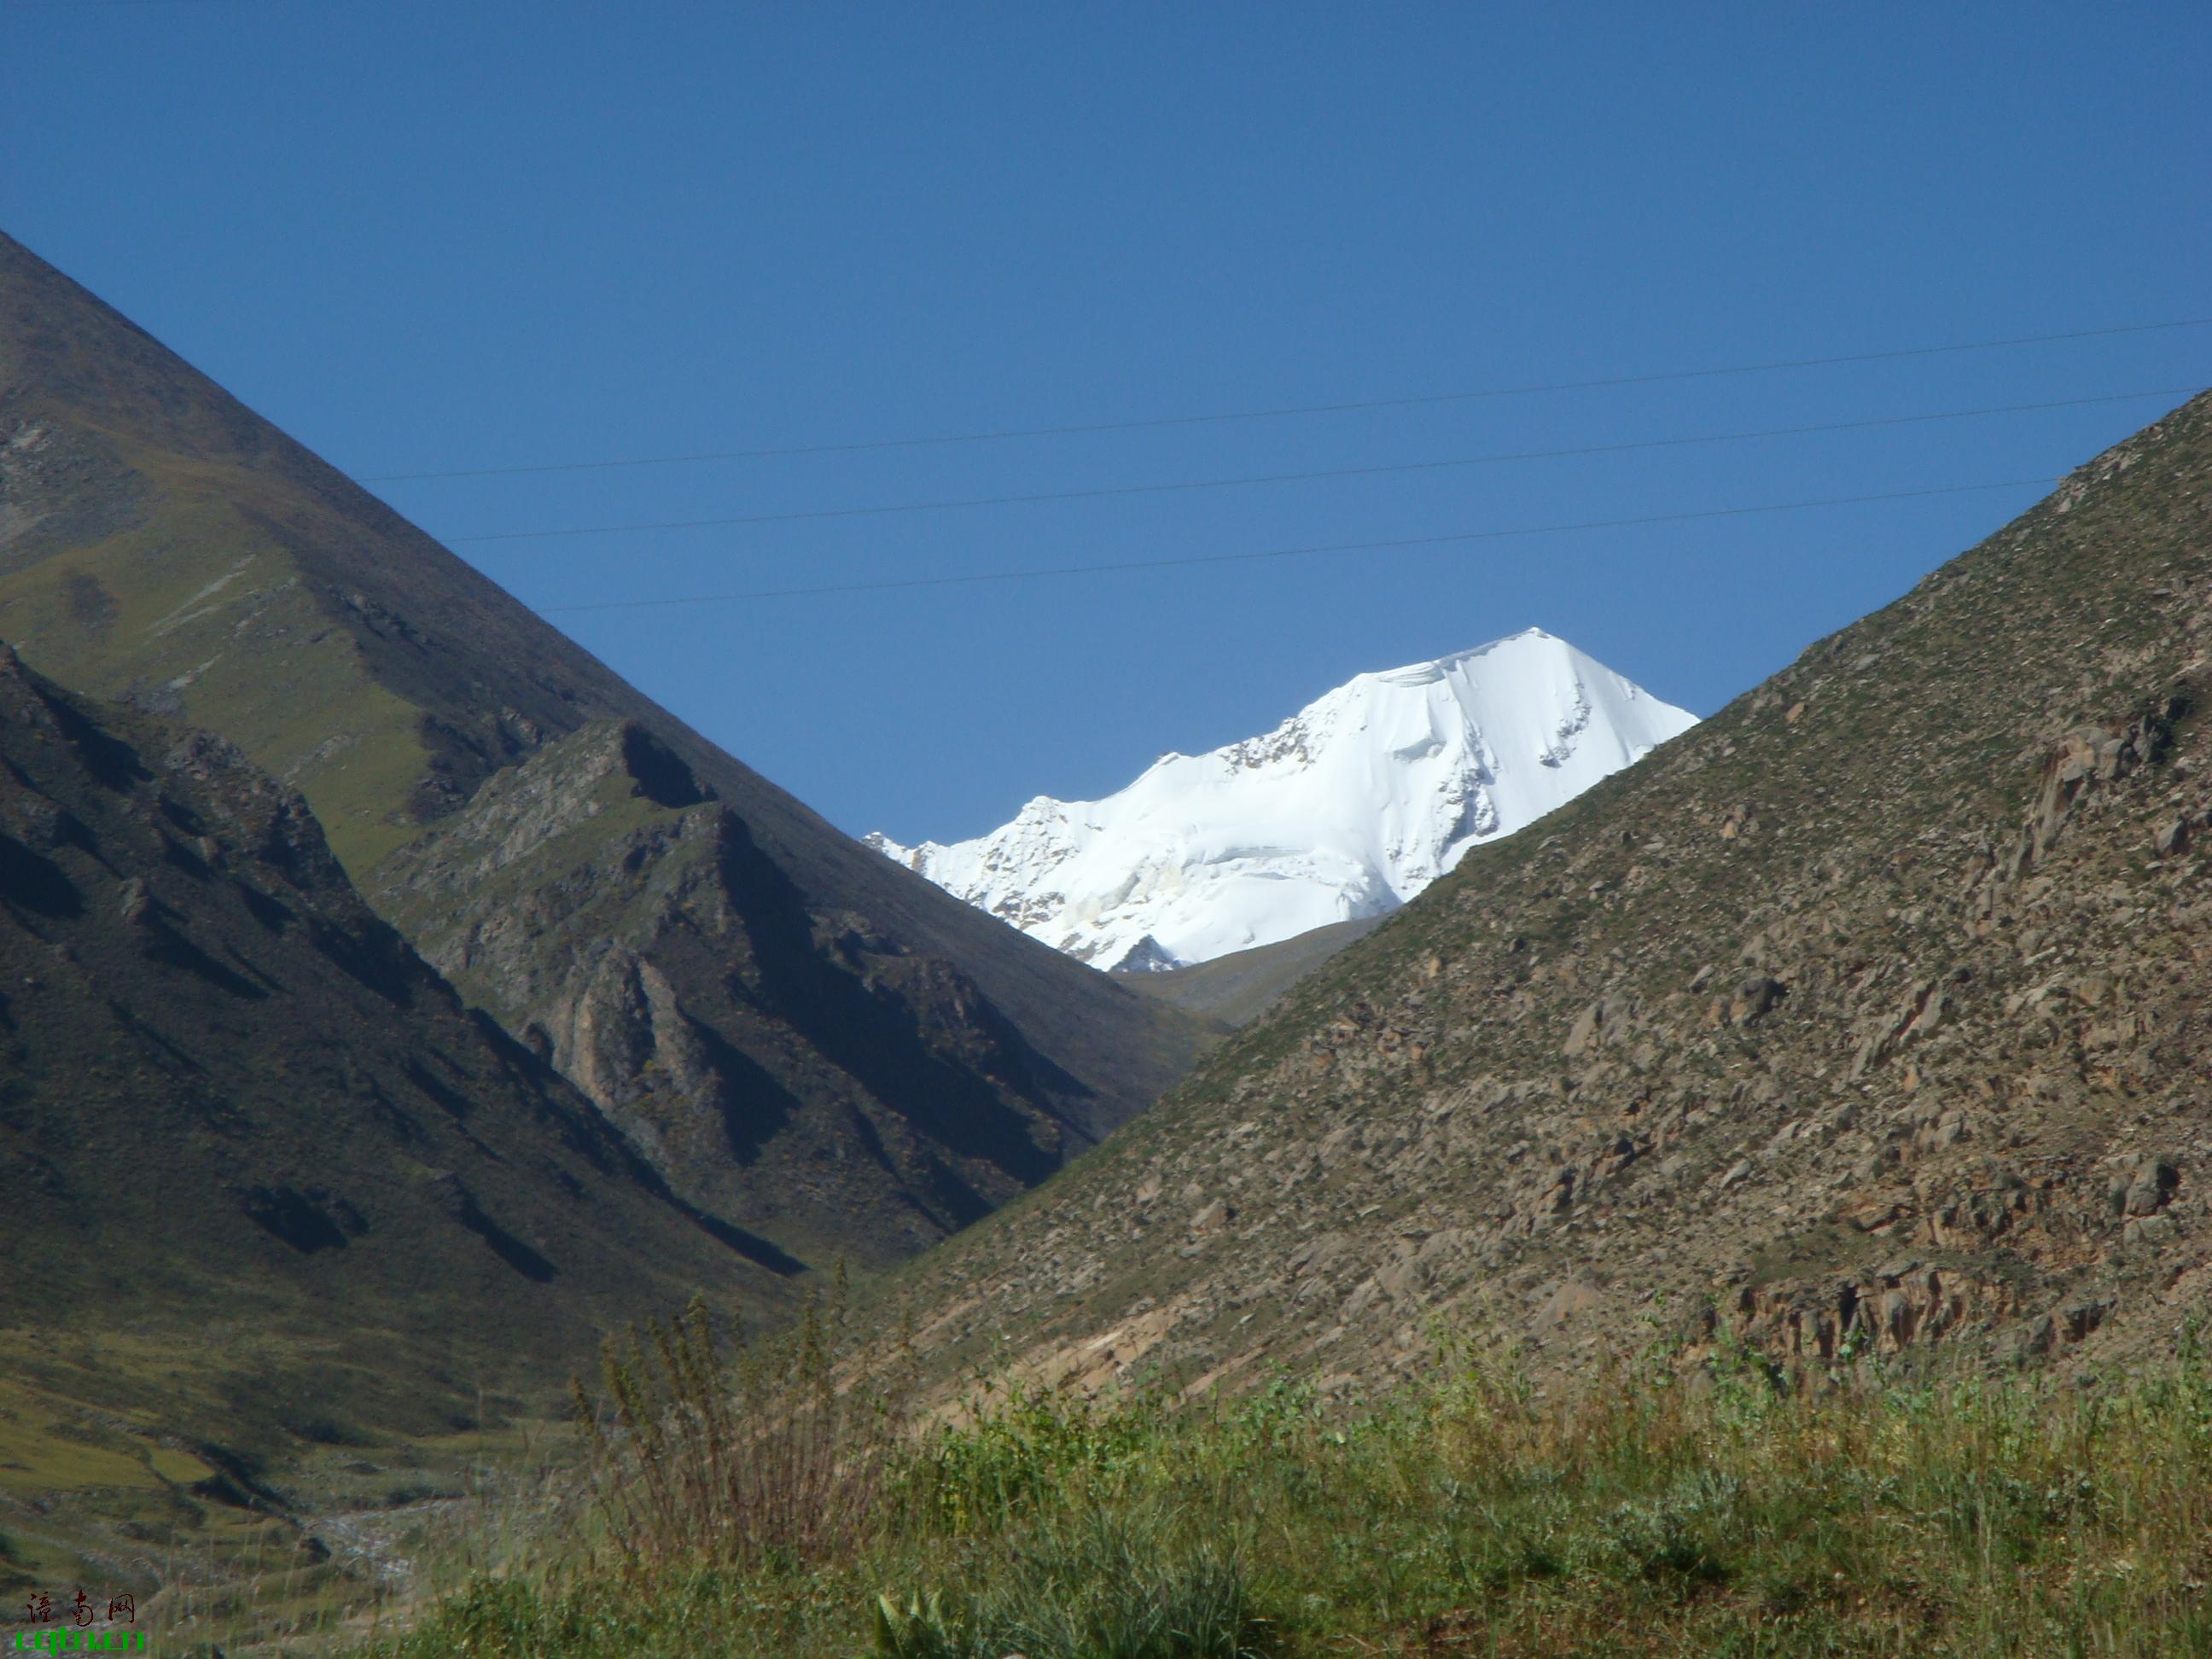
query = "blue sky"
(6, 3, 2209, 841)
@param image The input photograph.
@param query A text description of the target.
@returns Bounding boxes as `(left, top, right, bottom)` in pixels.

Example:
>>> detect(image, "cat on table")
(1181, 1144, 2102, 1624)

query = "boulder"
(1731, 976, 1787, 1026)
(117, 876, 154, 926)
(2123, 1160, 2179, 1217)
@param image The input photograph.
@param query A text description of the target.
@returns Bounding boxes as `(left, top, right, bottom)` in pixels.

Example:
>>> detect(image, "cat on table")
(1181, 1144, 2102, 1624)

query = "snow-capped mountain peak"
(867, 629, 1697, 971)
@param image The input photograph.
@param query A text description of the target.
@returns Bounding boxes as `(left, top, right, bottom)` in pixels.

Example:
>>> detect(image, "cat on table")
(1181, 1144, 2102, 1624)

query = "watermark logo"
(14, 1592, 143, 1651)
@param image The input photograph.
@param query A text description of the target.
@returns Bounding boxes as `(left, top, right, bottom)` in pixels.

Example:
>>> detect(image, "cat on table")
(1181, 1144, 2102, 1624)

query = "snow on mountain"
(866, 629, 1697, 972)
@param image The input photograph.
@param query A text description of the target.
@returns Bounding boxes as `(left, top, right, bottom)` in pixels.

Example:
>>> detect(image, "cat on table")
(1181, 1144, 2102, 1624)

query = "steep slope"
(869, 631, 1696, 970)
(876, 392, 2212, 1400)
(0, 230, 1205, 1264)
(0, 647, 786, 1495)
(370, 720, 1117, 1265)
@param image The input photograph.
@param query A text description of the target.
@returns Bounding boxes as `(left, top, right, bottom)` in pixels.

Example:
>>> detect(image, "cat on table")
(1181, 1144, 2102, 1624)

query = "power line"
(3, 0, 259, 9)
(444, 387, 2198, 547)
(535, 474, 2058, 614)
(364, 317, 2212, 485)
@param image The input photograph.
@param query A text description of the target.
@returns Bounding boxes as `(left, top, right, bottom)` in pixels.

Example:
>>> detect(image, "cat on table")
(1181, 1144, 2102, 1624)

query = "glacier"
(866, 628, 1697, 972)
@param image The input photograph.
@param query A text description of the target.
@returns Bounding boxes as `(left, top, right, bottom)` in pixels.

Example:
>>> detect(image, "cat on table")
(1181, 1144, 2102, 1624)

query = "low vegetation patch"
(347, 1311, 2212, 1657)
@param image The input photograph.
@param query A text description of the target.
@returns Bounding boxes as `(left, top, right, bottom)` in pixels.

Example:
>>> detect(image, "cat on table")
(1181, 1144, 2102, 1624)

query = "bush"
(569, 1273, 904, 1575)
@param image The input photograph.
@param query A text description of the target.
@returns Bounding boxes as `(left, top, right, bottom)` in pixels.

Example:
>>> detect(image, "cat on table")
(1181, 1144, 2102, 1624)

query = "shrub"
(569, 1273, 903, 1575)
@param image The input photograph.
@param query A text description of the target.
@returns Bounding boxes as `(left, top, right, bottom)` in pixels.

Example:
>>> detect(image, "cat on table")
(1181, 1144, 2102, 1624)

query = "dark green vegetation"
(0, 649, 786, 1604)
(360, 1321, 2212, 1657)
(866, 389, 2212, 1401)
(0, 228, 1207, 1284)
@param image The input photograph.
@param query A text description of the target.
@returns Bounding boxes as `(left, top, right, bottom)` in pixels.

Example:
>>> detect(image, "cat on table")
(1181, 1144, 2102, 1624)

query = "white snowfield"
(867, 629, 1697, 972)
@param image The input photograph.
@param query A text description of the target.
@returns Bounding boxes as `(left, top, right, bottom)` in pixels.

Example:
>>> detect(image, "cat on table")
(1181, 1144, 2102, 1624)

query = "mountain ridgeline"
(870, 629, 1696, 973)
(0, 230, 1207, 1276)
(875, 392, 2212, 1400)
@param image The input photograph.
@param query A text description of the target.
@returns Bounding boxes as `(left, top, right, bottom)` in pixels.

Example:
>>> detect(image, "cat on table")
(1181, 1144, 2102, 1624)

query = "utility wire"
(446, 387, 2198, 547)
(449, 387, 2194, 548)
(366, 317, 2212, 485)
(3, 0, 257, 9)
(536, 474, 2058, 614)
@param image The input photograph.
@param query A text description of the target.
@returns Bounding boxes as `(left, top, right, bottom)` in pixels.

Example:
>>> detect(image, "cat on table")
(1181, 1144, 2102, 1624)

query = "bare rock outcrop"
(370, 720, 1090, 1268)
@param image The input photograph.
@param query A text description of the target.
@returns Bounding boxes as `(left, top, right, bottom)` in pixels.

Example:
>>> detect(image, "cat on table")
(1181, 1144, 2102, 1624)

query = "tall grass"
(568, 1272, 904, 1575)
(352, 1323, 2212, 1658)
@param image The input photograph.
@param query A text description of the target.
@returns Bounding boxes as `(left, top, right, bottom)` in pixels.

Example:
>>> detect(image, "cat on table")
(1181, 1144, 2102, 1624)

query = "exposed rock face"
(370, 721, 1115, 1267)
(873, 393, 2212, 1398)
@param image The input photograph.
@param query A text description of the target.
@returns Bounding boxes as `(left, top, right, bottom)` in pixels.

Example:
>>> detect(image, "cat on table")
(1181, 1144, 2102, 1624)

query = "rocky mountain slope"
(0, 230, 1205, 1268)
(875, 391, 2212, 1400)
(370, 720, 1122, 1266)
(0, 649, 786, 1536)
(869, 631, 1695, 971)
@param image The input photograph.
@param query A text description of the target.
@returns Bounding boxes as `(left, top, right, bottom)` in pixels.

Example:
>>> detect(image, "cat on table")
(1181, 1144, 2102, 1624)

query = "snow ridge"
(867, 629, 1697, 972)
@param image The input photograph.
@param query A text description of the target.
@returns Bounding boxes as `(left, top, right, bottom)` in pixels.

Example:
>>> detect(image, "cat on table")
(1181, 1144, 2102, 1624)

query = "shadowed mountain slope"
(0, 648, 788, 1507)
(0, 230, 1206, 1267)
(369, 719, 1130, 1265)
(873, 392, 2212, 1400)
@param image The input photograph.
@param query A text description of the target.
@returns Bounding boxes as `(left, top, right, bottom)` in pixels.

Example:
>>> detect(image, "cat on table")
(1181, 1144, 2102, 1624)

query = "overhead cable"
(450, 387, 2198, 547)
(365, 318, 2212, 485)
(536, 474, 2059, 614)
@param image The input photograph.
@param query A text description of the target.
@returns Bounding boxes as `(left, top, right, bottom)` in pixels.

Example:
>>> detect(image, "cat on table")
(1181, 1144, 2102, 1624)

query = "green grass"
(0, 485, 438, 874)
(341, 1317, 2212, 1659)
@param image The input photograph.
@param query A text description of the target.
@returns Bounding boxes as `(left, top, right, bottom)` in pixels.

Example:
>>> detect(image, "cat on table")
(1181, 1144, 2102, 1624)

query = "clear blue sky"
(6, 3, 2209, 841)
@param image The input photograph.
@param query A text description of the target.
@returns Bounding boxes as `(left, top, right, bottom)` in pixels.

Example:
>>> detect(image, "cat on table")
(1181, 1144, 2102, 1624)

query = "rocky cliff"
(371, 720, 1133, 1266)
